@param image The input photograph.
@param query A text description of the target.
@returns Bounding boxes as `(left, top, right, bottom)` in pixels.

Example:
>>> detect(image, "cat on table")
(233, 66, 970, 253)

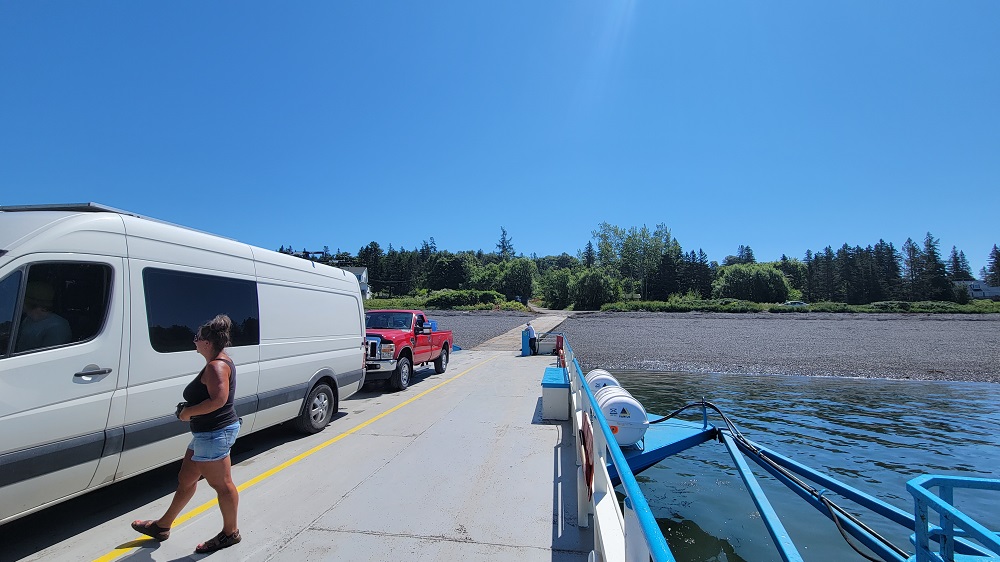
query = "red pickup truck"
(364, 309, 453, 391)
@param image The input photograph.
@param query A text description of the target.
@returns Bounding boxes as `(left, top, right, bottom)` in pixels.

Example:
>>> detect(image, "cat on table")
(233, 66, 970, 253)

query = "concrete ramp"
(475, 315, 567, 351)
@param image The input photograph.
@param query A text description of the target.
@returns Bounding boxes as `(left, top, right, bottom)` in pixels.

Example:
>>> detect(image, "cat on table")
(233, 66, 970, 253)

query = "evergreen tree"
(695, 250, 713, 298)
(803, 250, 815, 302)
(357, 241, 385, 294)
(947, 246, 974, 281)
(776, 255, 807, 293)
(986, 245, 1000, 286)
(582, 241, 596, 268)
(901, 238, 923, 301)
(419, 240, 435, 261)
(383, 246, 419, 296)
(648, 250, 679, 300)
(496, 227, 514, 261)
(921, 233, 953, 301)
(723, 245, 756, 266)
(855, 246, 881, 304)
(425, 252, 471, 290)
(808, 246, 837, 302)
(677, 250, 712, 298)
(873, 240, 903, 301)
(835, 244, 857, 303)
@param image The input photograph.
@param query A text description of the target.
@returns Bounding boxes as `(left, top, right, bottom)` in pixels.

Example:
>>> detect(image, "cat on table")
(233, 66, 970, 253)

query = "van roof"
(0, 202, 139, 216)
(0, 202, 236, 243)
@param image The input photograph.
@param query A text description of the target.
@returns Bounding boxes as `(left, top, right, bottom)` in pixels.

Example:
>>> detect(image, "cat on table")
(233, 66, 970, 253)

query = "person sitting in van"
(15, 281, 71, 352)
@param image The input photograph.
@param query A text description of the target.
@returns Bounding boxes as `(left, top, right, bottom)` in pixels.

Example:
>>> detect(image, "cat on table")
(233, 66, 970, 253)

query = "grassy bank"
(599, 297, 1000, 314)
(365, 296, 528, 312)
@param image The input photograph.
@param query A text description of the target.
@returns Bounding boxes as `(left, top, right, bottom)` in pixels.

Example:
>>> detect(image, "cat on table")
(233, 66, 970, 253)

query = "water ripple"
(614, 370, 1000, 562)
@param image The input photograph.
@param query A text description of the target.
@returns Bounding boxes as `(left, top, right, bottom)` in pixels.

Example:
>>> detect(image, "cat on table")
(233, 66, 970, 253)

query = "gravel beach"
(430, 310, 1000, 383)
(425, 309, 535, 350)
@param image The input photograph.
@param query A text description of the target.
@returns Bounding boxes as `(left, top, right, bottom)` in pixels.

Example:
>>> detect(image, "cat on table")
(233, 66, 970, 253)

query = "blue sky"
(2, 2, 997, 275)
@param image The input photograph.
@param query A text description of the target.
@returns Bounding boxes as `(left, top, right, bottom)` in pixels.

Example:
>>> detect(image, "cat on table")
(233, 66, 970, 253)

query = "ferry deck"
(6, 315, 586, 562)
(8, 313, 998, 562)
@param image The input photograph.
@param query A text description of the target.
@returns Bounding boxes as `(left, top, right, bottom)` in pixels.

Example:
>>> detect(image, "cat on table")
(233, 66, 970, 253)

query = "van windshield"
(365, 312, 411, 331)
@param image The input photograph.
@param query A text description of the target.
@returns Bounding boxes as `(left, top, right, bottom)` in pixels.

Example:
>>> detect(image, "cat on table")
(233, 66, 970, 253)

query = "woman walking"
(131, 314, 242, 553)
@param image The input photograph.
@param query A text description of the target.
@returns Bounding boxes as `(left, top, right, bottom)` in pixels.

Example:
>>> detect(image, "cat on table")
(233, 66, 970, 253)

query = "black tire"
(390, 356, 411, 391)
(294, 382, 336, 434)
(434, 345, 449, 374)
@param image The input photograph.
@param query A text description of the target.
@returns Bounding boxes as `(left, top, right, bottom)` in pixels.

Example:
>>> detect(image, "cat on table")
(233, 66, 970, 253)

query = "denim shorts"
(188, 421, 241, 462)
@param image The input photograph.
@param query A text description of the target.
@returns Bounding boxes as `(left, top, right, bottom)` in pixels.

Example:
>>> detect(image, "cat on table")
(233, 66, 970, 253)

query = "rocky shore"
(430, 310, 1000, 384)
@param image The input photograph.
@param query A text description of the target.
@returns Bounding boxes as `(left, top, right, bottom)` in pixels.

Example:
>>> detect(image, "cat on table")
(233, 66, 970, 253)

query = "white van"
(0, 203, 366, 524)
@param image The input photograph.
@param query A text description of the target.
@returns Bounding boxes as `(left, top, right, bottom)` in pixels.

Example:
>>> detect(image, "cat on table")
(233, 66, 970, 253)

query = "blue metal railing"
(561, 335, 1000, 562)
(565, 338, 675, 562)
(908, 475, 1000, 562)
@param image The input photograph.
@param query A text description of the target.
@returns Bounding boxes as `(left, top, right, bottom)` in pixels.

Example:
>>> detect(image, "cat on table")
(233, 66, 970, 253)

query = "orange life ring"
(580, 414, 595, 499)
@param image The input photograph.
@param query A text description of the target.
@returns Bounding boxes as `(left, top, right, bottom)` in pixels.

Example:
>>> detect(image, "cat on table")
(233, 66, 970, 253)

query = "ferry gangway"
(554, 335, 1000, 562)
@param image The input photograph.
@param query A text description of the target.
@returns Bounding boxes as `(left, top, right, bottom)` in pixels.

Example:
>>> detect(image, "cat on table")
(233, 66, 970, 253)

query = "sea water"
(612, 370, 1000, 562)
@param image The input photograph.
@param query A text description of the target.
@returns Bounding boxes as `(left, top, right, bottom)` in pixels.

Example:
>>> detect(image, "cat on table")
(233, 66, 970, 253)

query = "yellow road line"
(93, 354, 499, 562)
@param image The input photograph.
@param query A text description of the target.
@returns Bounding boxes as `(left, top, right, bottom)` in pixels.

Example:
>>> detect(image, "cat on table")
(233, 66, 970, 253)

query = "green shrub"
(907, 301, 964, 313)
(971, 299, 1000, 313)
(541, 268, 574, 309)
(808, 301, 853, 313)
(426, 289, 504, 308)
(572, 268, 622, 310)
(720, 300, 767, 313)
(712, 263, 790, 303)
(498, 300, 530, 311)
(867, 301, 911, 312)
(769, 305, 805, 313)
(366, 297, 428, 310)
(449, 300, 528, 311)
(602, 297, 773, 313)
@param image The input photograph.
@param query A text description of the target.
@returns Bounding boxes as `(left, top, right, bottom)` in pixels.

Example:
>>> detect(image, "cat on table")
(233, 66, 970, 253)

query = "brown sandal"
(131, 519, 170, 541)
(195, 530, 241, 553)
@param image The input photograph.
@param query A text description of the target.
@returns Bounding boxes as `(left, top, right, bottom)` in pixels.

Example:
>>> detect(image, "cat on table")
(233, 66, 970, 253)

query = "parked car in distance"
(783, 300, 809, 307)
(364, 310, 453, 391)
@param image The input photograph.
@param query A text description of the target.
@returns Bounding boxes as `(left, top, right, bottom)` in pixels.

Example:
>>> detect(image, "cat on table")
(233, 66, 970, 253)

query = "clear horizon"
(2, 2, 997, 275)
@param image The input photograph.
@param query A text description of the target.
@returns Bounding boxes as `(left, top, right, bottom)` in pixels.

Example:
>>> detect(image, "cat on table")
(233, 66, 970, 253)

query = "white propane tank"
(594, 386, 649, 447)
(585, 369, 620, 393)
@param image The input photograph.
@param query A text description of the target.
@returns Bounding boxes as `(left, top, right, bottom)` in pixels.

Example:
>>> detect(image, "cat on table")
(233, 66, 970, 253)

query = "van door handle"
(74, 367, 113, 378)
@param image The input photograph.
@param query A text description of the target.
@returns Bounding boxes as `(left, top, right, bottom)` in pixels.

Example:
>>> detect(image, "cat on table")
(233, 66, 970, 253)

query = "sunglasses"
(193, 333, 206, 342)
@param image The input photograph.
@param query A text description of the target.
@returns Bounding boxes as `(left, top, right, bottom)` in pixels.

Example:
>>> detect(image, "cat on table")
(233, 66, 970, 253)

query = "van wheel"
(390, 357, 411, 391)
(294, 383, 336, 433)
(434, 346, 449, 374)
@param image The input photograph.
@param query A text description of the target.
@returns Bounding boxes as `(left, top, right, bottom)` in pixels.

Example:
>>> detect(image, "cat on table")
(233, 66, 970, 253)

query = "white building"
(344, 267, 372, 299)
(956, 280, 1000, 299)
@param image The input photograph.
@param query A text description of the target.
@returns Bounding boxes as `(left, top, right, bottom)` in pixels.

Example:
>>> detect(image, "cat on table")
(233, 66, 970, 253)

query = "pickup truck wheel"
(294, 383, 336, 434)
(434, 345, 449, 374)
(390, 357, 411, 391)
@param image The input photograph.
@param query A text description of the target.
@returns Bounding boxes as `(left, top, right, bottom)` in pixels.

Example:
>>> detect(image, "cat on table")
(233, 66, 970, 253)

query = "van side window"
(3, 263, 113, 356)
(0, 270, 24, 357)
(143, 268, 260, 353)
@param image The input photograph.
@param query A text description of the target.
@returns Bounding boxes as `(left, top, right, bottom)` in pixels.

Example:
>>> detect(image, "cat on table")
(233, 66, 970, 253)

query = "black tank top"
(183, 357, 239, 433)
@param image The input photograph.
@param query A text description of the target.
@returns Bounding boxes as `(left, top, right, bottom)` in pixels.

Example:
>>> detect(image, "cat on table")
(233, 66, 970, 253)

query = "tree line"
(278, 225, 1000, 310)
